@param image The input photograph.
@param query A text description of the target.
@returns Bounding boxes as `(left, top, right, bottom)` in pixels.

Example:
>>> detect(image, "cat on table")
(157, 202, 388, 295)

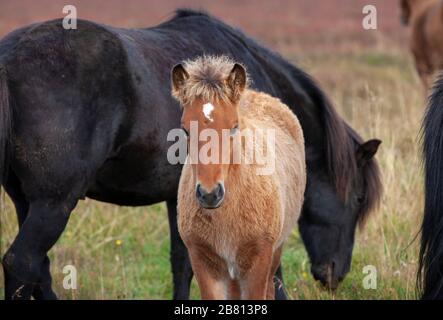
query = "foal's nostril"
(196, 184, 205, 199)
(214, 183, 224, 198)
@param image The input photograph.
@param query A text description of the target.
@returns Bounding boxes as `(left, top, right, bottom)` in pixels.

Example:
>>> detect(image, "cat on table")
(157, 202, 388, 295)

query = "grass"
(0, 46, 425, 300)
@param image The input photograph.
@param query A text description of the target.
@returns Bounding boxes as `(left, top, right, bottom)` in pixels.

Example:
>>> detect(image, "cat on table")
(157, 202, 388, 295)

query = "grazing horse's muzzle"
(196, 182, 225, 209)
(311, 262, 344, 291)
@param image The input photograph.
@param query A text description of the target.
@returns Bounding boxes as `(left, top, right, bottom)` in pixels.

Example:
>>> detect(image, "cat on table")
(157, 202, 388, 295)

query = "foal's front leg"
(267, 246, 283, 300)
(240, 242, 273, 300)
(188, 248, 226, 300)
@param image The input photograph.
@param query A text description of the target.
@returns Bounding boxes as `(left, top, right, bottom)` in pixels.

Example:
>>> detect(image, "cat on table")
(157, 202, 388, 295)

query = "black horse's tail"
(420, 76, 443, 299)
(0, 65, 12, 187)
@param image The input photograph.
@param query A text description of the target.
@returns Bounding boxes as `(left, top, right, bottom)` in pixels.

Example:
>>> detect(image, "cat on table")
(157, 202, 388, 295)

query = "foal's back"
(240, 90, 306, 246)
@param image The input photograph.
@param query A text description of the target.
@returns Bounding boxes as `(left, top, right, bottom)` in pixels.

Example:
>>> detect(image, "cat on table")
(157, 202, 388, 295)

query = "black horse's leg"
(13, 199, 57, 299)
(166, 199, 193, 300)
(274, 265, 288, 300)
(2, 198, 76, 300)
(32, 256, 57, 300)
(4, 177, 57, 300)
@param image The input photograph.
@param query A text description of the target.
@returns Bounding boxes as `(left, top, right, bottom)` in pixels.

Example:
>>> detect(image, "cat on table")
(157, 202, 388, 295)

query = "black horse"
(0, 10, 382, 300)
(420, 75, 443, 300)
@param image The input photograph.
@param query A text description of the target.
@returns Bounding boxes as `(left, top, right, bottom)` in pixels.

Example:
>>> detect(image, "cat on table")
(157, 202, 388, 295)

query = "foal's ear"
(227, 63, 247, 102)
(171, 64, 189, 94)
(356, 139, 382, 167)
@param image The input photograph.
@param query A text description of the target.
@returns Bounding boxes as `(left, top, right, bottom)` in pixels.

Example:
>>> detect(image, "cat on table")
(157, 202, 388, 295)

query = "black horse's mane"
(171, 9, 382, 224)
(174, 8, 208, 19)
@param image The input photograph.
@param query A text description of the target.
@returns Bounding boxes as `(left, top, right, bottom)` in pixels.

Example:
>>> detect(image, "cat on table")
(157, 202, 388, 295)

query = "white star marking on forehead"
(202, 103, 214, 122)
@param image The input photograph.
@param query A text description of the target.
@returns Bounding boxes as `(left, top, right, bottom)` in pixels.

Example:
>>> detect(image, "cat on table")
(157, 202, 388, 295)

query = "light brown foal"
(171, 56, 306, 300)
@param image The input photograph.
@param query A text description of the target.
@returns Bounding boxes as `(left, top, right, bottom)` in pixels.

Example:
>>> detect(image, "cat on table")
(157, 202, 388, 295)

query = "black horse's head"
(299, 118, 382, 290)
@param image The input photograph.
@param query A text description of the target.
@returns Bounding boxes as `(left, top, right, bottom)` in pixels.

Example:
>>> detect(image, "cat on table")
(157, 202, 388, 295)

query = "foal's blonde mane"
(172, 55, 250, 105)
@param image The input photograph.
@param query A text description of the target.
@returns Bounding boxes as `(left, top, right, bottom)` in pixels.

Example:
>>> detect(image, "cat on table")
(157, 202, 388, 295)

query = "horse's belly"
(86, 149, 182, 206)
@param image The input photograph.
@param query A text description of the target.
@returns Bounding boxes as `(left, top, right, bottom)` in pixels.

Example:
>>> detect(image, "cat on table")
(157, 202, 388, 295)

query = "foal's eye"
(230, 124, 239, 136)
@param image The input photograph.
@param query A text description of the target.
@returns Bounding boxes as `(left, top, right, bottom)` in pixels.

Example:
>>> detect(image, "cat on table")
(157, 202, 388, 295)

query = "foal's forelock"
(172, 55, 249, 107)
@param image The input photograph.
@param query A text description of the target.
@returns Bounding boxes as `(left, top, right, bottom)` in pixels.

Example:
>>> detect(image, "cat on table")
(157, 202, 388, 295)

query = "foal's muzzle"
(196, 183, 225, 209)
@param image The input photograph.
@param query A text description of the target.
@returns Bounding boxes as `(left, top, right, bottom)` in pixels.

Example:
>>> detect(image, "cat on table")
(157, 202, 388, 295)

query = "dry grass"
(0, 0, 426, 299)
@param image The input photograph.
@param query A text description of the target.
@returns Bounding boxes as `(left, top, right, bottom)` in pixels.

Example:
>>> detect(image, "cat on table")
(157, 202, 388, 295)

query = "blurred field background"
(0, 0, 424, 299)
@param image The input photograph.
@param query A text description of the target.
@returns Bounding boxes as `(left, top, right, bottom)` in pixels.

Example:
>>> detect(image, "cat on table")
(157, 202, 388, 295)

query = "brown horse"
(400, 0, 443, 92)
(172, 56, 306, 300)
